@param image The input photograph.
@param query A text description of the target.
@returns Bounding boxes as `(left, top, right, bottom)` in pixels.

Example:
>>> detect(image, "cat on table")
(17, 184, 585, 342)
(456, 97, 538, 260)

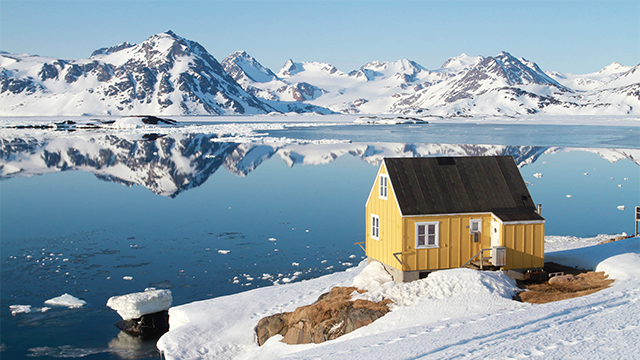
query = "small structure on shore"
(364, 156, 545, 282)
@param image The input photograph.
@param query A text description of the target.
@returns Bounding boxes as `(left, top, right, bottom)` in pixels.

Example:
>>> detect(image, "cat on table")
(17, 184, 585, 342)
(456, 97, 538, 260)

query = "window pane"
(428, 224, 435, 235)
(428, 234, 435, 245)
(418, 225, 425, 235)
(418, 235, 425, 246)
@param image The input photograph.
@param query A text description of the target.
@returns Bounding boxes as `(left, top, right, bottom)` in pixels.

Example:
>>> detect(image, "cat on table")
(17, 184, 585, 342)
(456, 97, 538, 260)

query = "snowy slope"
(157, 236, 640, 359)
(224, 50, 639, 116)
(0, 31, 276, 116)
(2, 31, 639, 116)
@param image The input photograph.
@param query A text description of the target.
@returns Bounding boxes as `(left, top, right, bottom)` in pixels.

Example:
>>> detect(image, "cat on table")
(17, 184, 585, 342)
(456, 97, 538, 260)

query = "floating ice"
(268, 238, 277, 242)
(218, 250, 231, 254)
(10, 305, 32, 315)
(618, 184, 623, 188)
(292, 262, 299, 266)
(349, 254, 356, 259)
(533, 173, 543, 178)
(44, 293, 87, 308)
(584, 172, 589, 176)
(123, 276, 133, 281)
(618, 205, 626, 210)
(566, 195, 573, 198)
(107, 289, 172, 320)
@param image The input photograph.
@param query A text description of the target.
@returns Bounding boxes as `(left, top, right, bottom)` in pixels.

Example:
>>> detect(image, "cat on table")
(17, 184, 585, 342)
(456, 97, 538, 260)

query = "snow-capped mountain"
(223, 50, 638, 116)
(220, 52, 334, 114)
(1, 30, 638, 116)
(0, 31, 279, 116)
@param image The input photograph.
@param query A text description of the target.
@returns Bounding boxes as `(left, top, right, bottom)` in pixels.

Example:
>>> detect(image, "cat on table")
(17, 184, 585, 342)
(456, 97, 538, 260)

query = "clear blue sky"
(1, 0, 638, 74)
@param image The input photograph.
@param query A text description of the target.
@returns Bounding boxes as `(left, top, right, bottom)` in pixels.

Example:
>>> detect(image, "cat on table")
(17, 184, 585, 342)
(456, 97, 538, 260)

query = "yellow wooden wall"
(365, 163, 404, 270)
(400, 214, 494, 271)
(365, 163, 545, 272)
(501, 222, 545, 269)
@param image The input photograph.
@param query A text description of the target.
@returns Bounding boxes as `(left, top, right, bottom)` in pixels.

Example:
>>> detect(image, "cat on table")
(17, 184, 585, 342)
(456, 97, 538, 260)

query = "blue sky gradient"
(1, 0, 638, 74)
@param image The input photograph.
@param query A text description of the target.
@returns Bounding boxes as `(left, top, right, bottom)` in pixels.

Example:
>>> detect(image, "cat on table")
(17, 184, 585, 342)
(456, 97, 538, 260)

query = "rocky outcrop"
(255, 286, 392, 346)
(115, 310, 170, 339)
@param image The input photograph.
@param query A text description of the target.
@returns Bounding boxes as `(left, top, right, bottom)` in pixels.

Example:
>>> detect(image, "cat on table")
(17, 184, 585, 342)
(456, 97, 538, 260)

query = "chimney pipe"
(536, 204, 542, 215)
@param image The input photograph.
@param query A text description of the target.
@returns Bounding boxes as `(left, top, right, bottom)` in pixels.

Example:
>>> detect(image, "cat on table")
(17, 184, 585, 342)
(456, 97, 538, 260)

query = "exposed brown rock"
(255, 286, 391, 346)
(518, 271, 613, 304)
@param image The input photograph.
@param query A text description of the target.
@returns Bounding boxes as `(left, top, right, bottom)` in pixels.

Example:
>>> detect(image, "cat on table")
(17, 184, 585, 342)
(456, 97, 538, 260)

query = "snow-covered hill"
(221, 50, 639, 116)
(1, 31, 638, 116)
(0, 31, 278, 116)
(156, 237, 640, 359)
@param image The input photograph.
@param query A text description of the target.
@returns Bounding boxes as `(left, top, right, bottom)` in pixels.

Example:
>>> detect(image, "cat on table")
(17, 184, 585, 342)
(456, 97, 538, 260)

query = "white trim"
(403, 211, 492, 218)
(402, 212, 546, 226)
(364, 165, 382, 209)
(378, 174, 389, 200)
(383, 159, 405, 217)
(415, 221, 439, 249)
(499, 220, 546, 225)
(470, 219, 482, 234)
(371, 214, 380, 240)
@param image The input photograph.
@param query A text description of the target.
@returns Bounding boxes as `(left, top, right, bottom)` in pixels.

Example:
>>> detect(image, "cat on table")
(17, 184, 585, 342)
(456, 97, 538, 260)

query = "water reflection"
(25, 332, 160, 359)
(2, 132, 638, 198)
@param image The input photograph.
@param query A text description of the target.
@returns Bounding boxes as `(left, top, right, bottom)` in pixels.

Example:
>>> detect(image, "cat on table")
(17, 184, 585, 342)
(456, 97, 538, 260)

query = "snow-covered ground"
(157, 235, 640, 359)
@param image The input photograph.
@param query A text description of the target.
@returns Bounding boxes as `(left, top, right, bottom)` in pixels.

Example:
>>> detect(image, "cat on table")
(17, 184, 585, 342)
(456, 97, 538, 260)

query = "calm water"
(1, 122, 639, 359)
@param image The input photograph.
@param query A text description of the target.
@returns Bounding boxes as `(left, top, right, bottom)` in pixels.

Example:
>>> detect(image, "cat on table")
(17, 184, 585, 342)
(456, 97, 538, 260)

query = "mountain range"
(1, 30, 638, 117)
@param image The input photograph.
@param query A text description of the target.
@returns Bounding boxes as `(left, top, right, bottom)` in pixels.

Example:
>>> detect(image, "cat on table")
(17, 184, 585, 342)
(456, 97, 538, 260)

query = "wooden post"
(636, 206, 640, 236)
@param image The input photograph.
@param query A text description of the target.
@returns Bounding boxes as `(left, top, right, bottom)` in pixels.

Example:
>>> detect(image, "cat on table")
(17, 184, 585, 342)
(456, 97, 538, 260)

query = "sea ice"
(10, 305, 32, 315)
(218, 250, 231, 254)
(44, 293, 87, 308)
(107, 289, 172, 320)
(618, 205, 626, 210)
(533, 173, 543, 178)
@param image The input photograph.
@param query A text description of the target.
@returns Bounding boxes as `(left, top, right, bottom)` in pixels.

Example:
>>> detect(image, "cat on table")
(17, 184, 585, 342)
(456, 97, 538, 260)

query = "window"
(416, 221, 439, 248)
(371, 214, 380, 240)
(379, 175, 388, 200)
(470, 219, 482, 243)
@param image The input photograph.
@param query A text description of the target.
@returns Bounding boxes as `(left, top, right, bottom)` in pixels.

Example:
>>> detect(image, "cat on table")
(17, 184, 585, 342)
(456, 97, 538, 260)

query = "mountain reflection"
(1, 133, 638, 198)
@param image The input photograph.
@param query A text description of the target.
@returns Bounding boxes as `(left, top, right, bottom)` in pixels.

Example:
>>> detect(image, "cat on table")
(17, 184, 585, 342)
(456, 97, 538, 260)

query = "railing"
(354, 242, 366, 252)
(393, 252, 403, 265)
(462, 248, 492, 270)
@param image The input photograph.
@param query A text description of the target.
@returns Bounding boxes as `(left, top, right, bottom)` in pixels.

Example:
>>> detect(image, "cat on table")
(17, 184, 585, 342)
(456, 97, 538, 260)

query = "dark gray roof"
(384, 156, 544, 221)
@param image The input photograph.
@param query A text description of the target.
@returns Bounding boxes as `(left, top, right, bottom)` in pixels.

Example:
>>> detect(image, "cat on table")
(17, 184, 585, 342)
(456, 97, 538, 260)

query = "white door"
(491, 219, 501, 247)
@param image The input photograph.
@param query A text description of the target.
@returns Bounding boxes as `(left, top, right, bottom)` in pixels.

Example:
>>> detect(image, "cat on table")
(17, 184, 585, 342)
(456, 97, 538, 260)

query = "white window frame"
(415, 221, 439, 249)
(371, 214, 380, 240)
(470, 219, 482, 243)
(470, 219, 482, 234)
(378, 175, 388, 200)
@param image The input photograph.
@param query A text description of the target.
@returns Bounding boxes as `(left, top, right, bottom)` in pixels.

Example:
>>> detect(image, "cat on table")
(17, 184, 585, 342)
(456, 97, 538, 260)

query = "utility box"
(491, 246, 507, 267)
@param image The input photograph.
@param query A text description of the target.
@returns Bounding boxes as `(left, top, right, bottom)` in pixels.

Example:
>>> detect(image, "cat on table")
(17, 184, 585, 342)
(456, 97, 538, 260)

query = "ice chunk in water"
(107, 289, 172, 320)
(44, 293, 87, 308)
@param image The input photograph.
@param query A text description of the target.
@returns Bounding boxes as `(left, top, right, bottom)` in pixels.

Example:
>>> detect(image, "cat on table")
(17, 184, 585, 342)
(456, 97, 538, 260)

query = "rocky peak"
(482, 51, 561, 87)
(279, 59, 300, 76)
(221, 51, 277, 83)
(91, 42, 135, 57)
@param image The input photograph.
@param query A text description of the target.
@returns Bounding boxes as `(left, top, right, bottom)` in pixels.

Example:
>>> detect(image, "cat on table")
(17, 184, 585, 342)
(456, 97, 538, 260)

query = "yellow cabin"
(364, 156, 545, 282)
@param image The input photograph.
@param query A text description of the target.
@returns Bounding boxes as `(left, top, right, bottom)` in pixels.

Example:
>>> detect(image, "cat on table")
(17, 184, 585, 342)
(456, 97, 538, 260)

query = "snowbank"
(106, 289, 172, 320)
(158, 236, 639, 360)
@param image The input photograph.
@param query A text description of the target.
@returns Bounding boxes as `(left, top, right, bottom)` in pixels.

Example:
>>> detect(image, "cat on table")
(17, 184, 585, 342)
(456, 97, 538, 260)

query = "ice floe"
(44, 293, 87, 308)
(106, 289, 172, 320)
